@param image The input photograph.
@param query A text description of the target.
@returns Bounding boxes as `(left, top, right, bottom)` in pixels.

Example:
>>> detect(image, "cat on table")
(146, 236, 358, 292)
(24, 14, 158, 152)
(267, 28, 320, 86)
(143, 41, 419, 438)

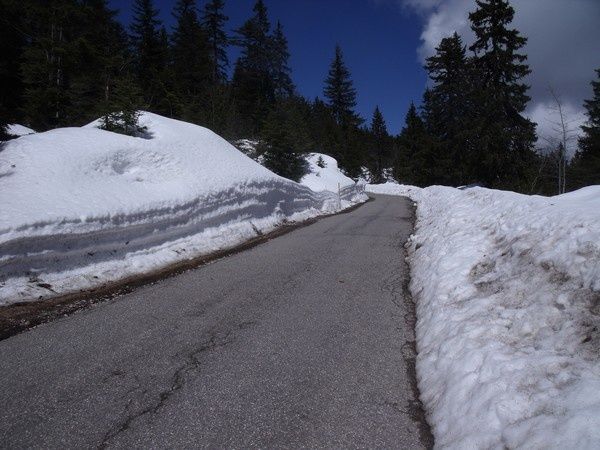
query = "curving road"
(0, 194, 433, 449)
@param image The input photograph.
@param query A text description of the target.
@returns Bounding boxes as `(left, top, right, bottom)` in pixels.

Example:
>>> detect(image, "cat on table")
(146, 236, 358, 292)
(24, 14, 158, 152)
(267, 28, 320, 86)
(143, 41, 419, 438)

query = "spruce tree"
(424, 33, 472, 185)
(468, 0, 536, 190)
(260, 98, 311, 182)
(232, 0, 274, 135)
(323, 45, 360, 127)
(21, 0, 80, 130)
(130, 0, 166, 110)
(370, 106, 389, 183)
(395, 102, 434, 186)
(202, 0, 229, 85)
(170, 0, 210, 122)
(271, 21, 294, 98)
(572, 68, 600, 187)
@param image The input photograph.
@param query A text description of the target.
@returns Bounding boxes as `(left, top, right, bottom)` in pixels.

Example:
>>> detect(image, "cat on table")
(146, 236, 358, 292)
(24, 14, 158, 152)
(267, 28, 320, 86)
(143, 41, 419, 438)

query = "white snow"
(0, 112, 366, 304)
(367, 182, 600, 449)
(300, 153, 356, 193)
(5, 124, 35, 138)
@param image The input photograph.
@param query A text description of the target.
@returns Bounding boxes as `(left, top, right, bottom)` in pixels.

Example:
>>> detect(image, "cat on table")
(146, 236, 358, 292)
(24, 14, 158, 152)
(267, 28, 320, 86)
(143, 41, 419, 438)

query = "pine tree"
(572, 68, 600, 187)
(130, 0, 166, 110)
(170, 0, 210, 122)
(370, 106, 389, 183)
(202, 0, 229, 85)
(323, 45, 360, 127)
(423, 33, 472, 185)
(468, 0, 537, 190)
(270, 21, 294, 98)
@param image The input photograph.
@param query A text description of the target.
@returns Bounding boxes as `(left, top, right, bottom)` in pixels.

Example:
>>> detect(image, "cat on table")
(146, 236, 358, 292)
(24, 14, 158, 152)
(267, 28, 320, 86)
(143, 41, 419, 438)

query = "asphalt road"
(0, 194, 433, 449)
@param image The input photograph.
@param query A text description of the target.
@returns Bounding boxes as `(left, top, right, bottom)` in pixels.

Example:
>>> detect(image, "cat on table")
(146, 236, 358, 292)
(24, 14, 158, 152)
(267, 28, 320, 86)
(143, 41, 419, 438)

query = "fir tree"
(323, 45, 360, 126)
(202, 0, 229, 85)
(468, 0, 537, 190)
(370, 106, 389, 183)
(572, 68, 600, 187)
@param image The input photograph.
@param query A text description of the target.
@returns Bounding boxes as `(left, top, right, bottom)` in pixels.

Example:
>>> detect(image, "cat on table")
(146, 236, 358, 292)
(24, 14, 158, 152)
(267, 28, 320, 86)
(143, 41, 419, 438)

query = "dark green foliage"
(259, 97, 312, 181)
(0, 0, 26, 132)
(369, 106, 390, 183)
(316, 155, 326, 168)
(571, 68, 600, 187)
(99, 73, 144, 136)
(130, 0, 168, 111)
(231, 0, 274, 136)
(467, 0, 537, 191)
(170, 0, 210, 122)
(324, 45, 361, 127)
(271, 21, 294, 98)
(202, 0, 229, 85)
(423, 33, 472, 185)
(394, 103, 436, 186)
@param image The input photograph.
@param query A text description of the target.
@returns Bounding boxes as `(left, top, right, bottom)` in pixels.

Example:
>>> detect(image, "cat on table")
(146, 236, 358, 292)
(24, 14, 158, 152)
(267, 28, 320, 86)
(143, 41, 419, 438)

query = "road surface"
(0, 194, 433, 449)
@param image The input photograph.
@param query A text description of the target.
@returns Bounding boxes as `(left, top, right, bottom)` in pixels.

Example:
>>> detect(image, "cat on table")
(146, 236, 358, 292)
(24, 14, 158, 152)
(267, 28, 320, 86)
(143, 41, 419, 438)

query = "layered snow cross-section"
(0, 112, 366, 304)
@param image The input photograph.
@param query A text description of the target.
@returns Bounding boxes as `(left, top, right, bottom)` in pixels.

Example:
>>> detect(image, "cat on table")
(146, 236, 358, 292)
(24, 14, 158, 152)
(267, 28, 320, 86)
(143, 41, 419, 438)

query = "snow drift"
(0, 112, 366, 304)
(368, 183, 600, 449)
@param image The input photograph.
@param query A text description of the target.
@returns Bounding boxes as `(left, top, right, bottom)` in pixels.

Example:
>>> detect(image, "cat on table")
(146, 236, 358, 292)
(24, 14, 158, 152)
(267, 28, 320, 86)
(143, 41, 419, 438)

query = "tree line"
(0, 0, 598, 191)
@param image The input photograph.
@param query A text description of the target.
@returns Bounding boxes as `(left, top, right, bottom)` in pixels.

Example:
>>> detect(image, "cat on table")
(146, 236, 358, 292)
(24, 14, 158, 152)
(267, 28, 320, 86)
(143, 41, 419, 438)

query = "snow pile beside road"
(367, 183, 600, 449)
(5, 124, 35, 138)
(300, 153, 357, 193)
(0, 112, 366, 305)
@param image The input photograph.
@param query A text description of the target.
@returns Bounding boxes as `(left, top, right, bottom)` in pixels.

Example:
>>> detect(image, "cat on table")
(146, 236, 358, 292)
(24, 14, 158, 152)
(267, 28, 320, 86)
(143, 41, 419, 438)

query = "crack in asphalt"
(98, 329, 235, 449)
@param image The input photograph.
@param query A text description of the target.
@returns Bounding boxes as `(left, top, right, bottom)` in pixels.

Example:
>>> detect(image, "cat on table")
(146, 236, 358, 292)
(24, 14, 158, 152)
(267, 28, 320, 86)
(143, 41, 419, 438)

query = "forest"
(0, 0, 598, 193)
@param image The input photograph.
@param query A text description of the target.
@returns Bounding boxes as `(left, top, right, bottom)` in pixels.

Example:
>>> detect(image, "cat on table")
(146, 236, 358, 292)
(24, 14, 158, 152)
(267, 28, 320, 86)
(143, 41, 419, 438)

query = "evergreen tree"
(370, 106, 389, 183)
(21, 0, 81, 130)
(424, 32, 472, 185)
(270, 21, 294, 98)
(0, 0, 27, 133)
(572, 68, 600, 187)
(260, 98, 311, 181)
(170, 0, 210, 122)
(394, 102, 434, 186)
(130, 0, 166, 110)
(323, 45, 360, 126)
(468, 0, 537, 190)
(202, 0, 229, 85)
(232, 0, 274, 135)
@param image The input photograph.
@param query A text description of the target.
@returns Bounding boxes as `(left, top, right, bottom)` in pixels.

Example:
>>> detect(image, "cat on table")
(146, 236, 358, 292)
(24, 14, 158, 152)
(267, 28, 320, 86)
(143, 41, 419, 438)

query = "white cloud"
(400, 0, 600, 143)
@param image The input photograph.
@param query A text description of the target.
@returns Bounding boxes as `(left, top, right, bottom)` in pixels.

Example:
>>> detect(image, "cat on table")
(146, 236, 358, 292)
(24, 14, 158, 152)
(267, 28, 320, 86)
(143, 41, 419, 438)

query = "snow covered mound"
(300, 153, 357, 192)
(0, 112, 366, 304)
(367, 183, 600, 449)
(5, 124, 35, 138)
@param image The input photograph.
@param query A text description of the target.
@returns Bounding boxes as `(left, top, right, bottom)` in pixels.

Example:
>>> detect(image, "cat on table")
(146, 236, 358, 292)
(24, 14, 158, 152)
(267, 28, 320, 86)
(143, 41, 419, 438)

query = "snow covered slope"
(6, 124, 35, 138)
(0, 112, 366, 304)
(367, 183, 600, 449)
(300, 153, 357, 193)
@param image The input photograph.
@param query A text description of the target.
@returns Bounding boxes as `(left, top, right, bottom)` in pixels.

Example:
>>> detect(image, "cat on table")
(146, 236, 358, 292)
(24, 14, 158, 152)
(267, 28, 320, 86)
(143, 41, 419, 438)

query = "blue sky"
(108, 0, 428, 134)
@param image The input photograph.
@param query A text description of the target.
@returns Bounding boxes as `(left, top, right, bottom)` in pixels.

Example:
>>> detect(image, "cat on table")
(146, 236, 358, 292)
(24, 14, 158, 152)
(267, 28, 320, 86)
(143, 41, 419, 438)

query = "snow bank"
(300, 153, 356, 193)
(6, 124, 36, 138)
(0, 112, 366, 304)
(367, 183, 600, 449)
